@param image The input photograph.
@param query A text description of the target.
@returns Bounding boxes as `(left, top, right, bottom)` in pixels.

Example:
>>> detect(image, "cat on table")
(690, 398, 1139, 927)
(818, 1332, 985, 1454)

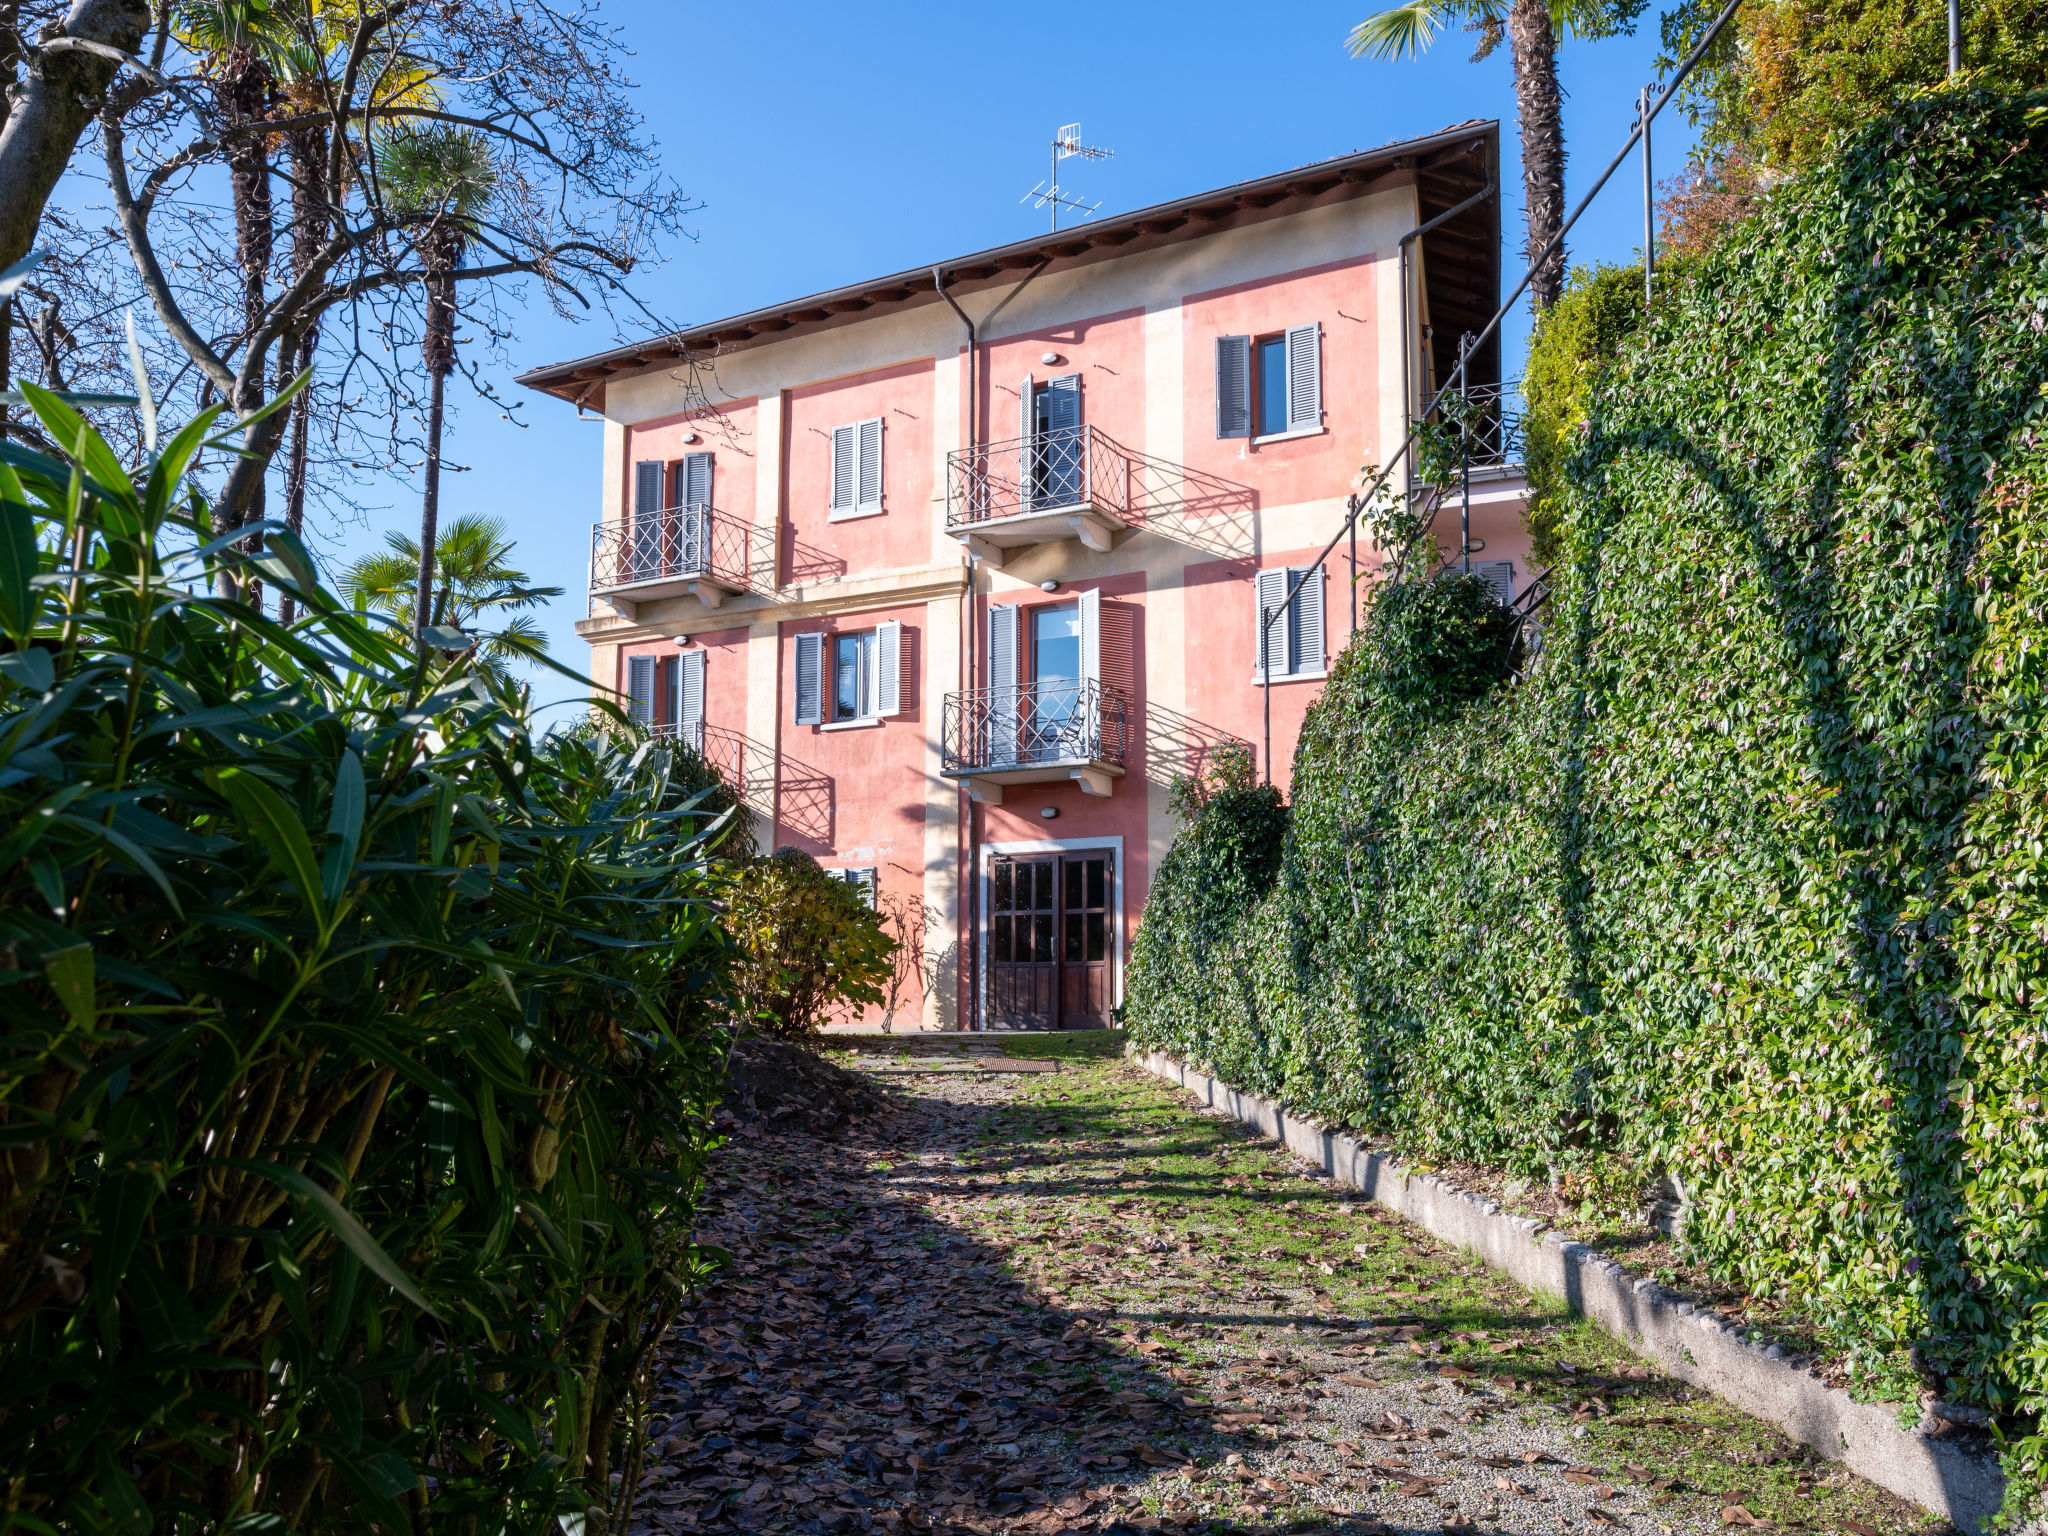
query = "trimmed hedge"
(1126, 88, 2048, 1500)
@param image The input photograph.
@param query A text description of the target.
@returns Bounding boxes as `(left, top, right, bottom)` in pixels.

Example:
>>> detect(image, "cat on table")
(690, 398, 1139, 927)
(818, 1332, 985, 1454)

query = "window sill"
(1251, 669, 1329, 687)
(821, 716, 884, 731)
(1251, 424, 1326, 446)
(828, 505, 886, 523)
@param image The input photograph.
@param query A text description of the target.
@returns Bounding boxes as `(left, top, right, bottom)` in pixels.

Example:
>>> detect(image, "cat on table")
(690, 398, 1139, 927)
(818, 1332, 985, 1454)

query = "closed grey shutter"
(1044, 374, 1083, 505)
(988, 603, 1019, 765)
(830, 424, 857, 516)
(854, 867, 877, 908)
(1474, 560, 1515, 604)
(1215, 336, 1251, 438)
(1017, 375, 1036, 513)
(678, 648, 706, 751)
(632, 460, 664, 579)
(627, 654, 656, 724)
(1295, 564, 1325, 674)
(874, 620, 902, 717)
(1285, 323, 1322, 433)
(857, 418, 884, 512)
(681, 451, 713, 507)
(793, 632, 824, 726)
(1255, 567, 1291, 679)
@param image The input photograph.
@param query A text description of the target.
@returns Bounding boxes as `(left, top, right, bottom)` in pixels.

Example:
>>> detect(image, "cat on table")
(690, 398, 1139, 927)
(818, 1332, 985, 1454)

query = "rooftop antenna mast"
(1023, 122, 1113, 231)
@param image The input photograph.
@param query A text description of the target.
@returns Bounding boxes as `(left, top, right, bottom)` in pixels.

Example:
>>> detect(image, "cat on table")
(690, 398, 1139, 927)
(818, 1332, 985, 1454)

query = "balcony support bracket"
(1071, 767, 1115, 798)
(1069, 513, 1116, 554)
(607, 596, 639, 622)
(965, 534, 1007, 567)
(966, 780, 1005, 806)
(689, 581, 726, 609)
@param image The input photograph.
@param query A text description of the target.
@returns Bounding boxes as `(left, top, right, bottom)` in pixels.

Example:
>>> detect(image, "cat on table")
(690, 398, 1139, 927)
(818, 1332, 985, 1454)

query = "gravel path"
(625, 1042, 1943, 1536)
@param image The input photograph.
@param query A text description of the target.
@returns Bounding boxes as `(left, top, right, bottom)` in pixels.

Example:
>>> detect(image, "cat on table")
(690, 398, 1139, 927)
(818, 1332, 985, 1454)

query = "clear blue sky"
(338, 0, 1695, 716)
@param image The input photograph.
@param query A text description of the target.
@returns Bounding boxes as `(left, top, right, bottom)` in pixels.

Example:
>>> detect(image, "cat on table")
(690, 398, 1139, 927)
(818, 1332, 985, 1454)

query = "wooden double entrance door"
(988, 851, 1114, 1030)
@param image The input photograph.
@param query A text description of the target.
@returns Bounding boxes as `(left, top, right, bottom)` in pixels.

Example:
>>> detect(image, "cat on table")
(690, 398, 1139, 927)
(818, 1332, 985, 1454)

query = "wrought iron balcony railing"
(590, 503, 756, 600)
(945, 425, 1134, 546)
(1438, 379, 1526, 470)
(941, 680, 1130, 777)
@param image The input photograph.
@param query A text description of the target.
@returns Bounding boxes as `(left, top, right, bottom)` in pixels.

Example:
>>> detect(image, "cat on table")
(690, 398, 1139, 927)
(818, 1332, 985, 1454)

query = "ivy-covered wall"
(1126, 89, 2048, 1489)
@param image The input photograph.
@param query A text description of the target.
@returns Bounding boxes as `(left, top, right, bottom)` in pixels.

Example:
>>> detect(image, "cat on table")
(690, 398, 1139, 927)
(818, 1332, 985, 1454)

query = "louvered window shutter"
(1077, 587, 1101, 691)
(874, 620, 902, 717)
(988, 604, 1019, 765)
(635, 460, 664, 514)
(1215, 336, 1251, 438)
(830, 424, 857, 516)
(857, 418, 884, 512)
(631, 461, 664, 579)
(627, 655, 656, 724)
(678, 649, 706, 749)
(1255, 568, 1291, 679)
(1019, 375, 1036, 446)
(1046, 375, 1082, 431)
(681, 452, 713, 507)
(1285, 323, 1322, 433)
(1295, 564, 1325, 674)
(855, 867, 878, 908)
(793, 633, 824, 725)
(1475, 560, 1515, 605)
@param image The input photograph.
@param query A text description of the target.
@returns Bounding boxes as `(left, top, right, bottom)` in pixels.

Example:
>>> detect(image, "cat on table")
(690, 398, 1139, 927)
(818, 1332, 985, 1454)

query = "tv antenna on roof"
(1022, 122, 1113, 231)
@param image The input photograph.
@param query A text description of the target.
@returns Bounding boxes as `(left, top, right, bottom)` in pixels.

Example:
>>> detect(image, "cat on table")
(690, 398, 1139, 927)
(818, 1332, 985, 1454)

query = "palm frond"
(1347, 0, 1460, 59)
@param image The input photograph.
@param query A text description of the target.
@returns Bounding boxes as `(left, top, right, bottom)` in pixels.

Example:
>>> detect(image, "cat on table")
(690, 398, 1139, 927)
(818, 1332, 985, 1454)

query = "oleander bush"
(0, 387, 735, 1532)
(1127, 87, 2048, 1506)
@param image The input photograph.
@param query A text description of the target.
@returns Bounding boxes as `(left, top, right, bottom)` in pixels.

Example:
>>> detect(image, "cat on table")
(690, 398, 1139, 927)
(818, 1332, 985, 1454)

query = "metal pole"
(1459, 334, 1472, 575)
(1948, 0, 1961, 74)
(1261, 605, 1273, 788)
(1348, 518, 1357, 637)
(1641, 86, 1655, 304)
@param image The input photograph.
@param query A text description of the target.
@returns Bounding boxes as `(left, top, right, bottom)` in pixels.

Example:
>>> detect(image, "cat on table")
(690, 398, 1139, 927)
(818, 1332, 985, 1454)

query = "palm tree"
(343, 513, 562, 680)
(1349, 0, 1636, 311)
(376, 126, 497, 635)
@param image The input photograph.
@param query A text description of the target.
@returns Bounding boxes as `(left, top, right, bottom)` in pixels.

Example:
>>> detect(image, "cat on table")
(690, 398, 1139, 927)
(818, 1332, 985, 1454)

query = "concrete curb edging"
(1129, 1048, 2006, 1533)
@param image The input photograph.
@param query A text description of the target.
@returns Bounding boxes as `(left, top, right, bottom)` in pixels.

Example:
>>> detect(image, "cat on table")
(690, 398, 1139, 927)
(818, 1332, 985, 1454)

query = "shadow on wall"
(1143, 702, 1253, 792)
(1125, 448, 1258, 561)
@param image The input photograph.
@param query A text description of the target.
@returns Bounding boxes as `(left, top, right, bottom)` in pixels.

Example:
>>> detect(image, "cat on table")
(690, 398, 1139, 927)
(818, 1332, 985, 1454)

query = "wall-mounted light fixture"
(680, 431, 700, 445)
(1039, 806, 1059, 820)
(674, 635, 692, 647)
(1040, 352, 1063, 366)
(1039, 580, 1059, 592)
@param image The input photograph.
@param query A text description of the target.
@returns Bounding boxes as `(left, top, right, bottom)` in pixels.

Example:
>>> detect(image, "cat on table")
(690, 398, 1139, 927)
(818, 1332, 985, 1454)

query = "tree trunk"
(1507, 0, 1566, 311)
(416, 359, 448, 636)
(277, 123, 328, 626)
(219, 43, 275, 590)
(0, 0, 152, 275)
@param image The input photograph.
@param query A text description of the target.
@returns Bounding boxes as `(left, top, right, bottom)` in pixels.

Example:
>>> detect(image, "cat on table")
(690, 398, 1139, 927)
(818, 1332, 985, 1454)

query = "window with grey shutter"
(1284, 323, 1322, 433)
(830, 424, 857, 517)
(1474, 560, 1515, 605)
(793, 632, 824, 726)
(1254, 568, 1290, 680)
(836, 867, 878, 908)
(1295, 563, 1325, 674)
(631, 461, 664, 580)
(988, 604, 1019, 765)
(677, 648, 706, 750)
(874, 620, 902, 717)
(1215, 335, 1251, 438)
(679, 452, 713, 507)
(857, 418, 884, 513)
(627, 654, 656, 724)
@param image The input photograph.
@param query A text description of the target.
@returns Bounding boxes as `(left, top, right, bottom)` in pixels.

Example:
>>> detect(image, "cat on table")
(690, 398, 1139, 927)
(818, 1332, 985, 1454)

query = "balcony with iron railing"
(1435, 379, 1526, 473)
(590, 504, 758, 613)
(945, 424, 1135, 559)
(940, 679, 1130, 803)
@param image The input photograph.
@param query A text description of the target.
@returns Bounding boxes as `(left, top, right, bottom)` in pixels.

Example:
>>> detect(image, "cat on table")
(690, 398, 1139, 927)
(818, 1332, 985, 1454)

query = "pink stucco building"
(517, 123, 1531, 1031)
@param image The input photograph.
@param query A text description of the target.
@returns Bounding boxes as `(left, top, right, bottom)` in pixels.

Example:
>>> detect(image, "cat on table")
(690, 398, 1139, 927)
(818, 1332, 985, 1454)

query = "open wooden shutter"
(1215, 336, 1251, 438)
(1285, 323, 1322, 433)
(1295, 564, 1325, 674)
(874, 620, 902, 717)
(678, 648, 706, 748)
(1017, 375, 1037, 513)
(627, 654, 656, 724)
(830, 424, 857, 516)
(793, 633, 824, 725)
(1078, 587, 1101, 691)
(1254, 567, 1291, 679)
(632, 461, 664, 579)
(857, 418, 884, 513)
(681, 451, 713, 507)
(988, 603, 1019, 764)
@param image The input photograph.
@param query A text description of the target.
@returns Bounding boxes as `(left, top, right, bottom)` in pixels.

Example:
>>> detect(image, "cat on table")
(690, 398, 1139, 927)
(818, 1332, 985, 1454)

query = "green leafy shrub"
(0, 387, 733, 1532)
(724, 848, 894, 1038)
(1127, 88, 2048, 1508)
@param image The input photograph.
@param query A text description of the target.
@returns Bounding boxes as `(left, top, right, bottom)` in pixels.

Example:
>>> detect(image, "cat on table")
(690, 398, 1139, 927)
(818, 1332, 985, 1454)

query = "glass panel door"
(1030, 604, 1081, 760)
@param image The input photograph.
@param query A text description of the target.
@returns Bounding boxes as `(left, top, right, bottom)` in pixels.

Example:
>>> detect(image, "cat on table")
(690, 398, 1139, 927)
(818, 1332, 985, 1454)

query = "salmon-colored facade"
(522, 125, 1529, 1030)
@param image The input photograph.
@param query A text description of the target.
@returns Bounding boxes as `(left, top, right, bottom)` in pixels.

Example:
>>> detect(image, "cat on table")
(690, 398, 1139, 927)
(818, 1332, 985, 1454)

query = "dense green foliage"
(1128, 89, 2048, 1501)
(0, 389, 734, 1532)
(1521, 261, 1656, 562)
(724, 848, 894, 1037)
